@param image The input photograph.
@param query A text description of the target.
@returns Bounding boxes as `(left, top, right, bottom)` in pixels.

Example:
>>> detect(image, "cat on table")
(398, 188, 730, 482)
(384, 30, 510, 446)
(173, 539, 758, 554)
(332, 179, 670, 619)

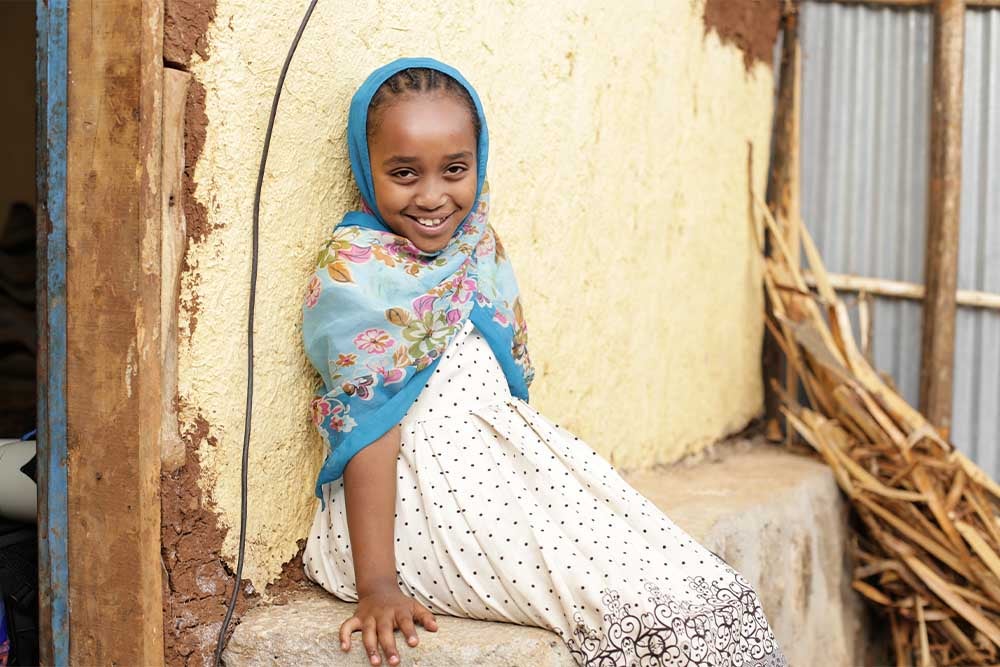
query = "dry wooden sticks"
(754, 193, 1000, 666)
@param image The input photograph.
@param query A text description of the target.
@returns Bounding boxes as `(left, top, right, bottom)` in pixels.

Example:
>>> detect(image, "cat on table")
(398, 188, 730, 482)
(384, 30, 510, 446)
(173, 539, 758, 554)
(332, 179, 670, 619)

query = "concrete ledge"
(224, 590, 569, 667)
(223, 440, 872, 666)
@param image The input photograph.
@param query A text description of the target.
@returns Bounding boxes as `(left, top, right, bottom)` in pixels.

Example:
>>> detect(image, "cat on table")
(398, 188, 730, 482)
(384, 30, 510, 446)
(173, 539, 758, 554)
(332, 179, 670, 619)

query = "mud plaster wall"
(166, 0, 780, 659)
(161, 1, 239, 665)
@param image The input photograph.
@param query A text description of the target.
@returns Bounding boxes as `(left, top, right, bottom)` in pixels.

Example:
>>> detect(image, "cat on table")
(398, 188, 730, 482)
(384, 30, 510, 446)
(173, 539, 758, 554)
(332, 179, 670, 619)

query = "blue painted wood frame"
(35, 0, 70, 664)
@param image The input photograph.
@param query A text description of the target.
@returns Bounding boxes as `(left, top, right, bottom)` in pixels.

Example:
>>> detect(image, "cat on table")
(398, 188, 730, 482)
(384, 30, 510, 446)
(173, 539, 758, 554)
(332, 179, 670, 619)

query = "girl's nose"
(413, 179, 447, 210)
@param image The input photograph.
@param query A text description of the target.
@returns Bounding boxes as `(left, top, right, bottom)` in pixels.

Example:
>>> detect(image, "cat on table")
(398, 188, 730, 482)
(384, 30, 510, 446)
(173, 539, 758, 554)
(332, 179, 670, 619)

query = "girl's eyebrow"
(383, 155, 418, 166)
(382, 151, 473, 167)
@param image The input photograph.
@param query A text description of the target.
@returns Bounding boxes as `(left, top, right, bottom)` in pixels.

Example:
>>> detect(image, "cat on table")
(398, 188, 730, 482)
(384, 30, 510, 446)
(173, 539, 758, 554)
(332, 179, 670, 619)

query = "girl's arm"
(338, 425, 438, 666)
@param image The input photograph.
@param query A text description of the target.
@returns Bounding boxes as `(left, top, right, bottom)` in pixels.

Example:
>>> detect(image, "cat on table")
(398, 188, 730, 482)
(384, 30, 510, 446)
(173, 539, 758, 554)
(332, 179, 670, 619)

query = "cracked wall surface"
(163, 0, 780, 664)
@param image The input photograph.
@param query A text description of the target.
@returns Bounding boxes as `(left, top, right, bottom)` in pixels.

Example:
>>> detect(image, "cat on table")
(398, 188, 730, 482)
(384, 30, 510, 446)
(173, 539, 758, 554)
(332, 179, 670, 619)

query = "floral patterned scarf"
(302, 58, 533, 498)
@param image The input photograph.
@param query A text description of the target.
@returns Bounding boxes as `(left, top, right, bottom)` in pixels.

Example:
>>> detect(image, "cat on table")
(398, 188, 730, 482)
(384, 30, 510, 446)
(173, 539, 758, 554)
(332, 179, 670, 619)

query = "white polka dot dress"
(304, 320, 788, 666)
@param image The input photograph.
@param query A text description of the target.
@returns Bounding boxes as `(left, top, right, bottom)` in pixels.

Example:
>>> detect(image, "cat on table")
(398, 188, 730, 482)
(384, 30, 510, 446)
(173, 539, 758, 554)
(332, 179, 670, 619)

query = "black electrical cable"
(213, 1, 319, 665)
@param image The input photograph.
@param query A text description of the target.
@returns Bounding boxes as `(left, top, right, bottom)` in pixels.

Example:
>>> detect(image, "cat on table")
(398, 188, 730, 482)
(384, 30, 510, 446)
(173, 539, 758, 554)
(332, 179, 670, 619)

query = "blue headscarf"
(344, 58, 489, 230)
(302, 58, 533, 499)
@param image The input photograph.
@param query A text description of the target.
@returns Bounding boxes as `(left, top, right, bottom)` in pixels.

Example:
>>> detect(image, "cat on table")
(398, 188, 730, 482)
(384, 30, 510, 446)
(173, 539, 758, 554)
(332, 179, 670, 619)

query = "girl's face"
(368, 93, 478, 253)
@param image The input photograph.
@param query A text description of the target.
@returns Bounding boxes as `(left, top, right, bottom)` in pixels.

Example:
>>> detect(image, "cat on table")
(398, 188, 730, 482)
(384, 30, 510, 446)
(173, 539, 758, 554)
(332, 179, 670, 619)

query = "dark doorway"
(0, 3, 37, 436)
(0, 1, 40, 665)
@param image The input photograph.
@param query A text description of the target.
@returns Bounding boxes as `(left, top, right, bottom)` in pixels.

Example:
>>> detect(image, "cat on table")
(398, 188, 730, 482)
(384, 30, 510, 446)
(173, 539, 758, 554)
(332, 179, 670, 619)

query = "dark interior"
(0, 1, 40, 664)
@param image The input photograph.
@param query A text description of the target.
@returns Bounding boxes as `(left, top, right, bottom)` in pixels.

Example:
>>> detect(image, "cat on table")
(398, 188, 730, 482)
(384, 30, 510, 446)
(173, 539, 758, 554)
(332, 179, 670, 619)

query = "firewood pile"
(754, 195, 1000, 666)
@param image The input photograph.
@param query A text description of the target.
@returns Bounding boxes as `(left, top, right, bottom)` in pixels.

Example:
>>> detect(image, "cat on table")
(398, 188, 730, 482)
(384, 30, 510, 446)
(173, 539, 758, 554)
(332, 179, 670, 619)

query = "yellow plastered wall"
(179, 0, 774, 588)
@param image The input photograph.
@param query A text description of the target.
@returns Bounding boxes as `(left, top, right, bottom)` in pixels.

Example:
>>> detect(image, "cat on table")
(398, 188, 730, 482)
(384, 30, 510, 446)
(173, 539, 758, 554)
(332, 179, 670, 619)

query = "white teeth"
(412, 216, 448, 228)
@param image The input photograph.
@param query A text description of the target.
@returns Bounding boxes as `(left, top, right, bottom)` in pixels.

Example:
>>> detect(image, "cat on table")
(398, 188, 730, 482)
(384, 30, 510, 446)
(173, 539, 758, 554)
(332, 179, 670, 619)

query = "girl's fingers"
(362, 616, 380, 665)
(396, 609, 419, 647)
(412, 602, 438, 632)
(376, 615, 400, 666)
(339, 616, 361, 652)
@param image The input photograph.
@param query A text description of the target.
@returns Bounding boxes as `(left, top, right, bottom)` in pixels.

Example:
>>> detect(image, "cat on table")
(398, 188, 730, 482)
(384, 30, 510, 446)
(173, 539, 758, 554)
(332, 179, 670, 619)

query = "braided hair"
(367, 67, 482, 140)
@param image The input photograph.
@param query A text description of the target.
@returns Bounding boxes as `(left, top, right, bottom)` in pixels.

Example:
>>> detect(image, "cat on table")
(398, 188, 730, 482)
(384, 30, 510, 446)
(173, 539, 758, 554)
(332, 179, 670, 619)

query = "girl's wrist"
(357, 576, 400, 597)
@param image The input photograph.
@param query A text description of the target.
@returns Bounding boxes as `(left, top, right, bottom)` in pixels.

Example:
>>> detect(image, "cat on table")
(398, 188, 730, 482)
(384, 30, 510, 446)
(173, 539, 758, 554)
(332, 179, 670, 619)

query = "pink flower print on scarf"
(327, 406, 356, 432)
(310, 396, 357, 434)
(310, 396, 329, 427)
(412, 294, 437, 318)
(475, 230, 495, 257)
(451, 277, 477, 305)
(353, 328, 395, 354)
(340, 245, 373, 263)
(304, 275, 322, 308)
(368, 361, 406, 386)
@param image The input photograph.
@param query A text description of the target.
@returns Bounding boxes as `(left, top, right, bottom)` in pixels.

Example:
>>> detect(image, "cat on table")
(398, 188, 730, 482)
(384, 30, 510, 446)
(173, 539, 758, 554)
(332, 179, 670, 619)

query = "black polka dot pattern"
(302, 320, 788, 666)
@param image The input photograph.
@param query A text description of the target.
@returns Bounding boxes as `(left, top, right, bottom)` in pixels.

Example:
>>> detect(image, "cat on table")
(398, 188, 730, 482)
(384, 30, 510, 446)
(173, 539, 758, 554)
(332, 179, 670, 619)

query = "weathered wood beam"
(797, 272, 1000, 311)
(919, 0, 964, 438)
(764, 0, 802, 442)
(66, 0, 165, 663)
(35, 1, 71, 662)
(161, 68, 191, 474)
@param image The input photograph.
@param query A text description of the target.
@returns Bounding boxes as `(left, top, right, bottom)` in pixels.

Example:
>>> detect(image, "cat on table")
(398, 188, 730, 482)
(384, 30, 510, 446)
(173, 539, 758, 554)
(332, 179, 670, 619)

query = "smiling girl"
(301, 58, 788, 667)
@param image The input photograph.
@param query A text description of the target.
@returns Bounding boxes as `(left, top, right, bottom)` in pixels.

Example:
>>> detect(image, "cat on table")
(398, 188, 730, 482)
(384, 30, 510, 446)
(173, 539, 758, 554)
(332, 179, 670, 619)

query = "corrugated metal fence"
(798, 3, 1000, 470)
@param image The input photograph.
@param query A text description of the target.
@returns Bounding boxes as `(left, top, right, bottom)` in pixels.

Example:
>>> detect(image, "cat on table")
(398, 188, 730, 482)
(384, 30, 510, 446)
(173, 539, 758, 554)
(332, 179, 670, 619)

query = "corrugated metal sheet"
(798, 3, 1000, 469)
(953, 8, 1000, 469)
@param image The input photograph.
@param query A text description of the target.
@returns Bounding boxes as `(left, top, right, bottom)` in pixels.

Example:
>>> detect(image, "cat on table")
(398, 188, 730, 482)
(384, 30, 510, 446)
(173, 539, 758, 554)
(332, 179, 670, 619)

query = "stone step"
(223, 439, 877, 666)
(224, 590, 570, 666)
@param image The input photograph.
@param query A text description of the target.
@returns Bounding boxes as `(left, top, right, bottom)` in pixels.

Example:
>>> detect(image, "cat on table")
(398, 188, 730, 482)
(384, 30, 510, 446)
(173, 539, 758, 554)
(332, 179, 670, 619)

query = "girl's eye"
(391, 169, 417, 180)
(445, 164, 468, 176)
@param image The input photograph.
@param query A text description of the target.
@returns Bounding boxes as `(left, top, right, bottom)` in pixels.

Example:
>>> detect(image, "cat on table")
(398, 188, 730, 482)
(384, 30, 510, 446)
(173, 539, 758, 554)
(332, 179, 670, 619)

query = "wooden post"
(36, 1, 71, 663)
(161, 68, 191, 474)
(65, 0, 165, 663)
(764, 0, 802, 441)
(919, 0, 964, 438)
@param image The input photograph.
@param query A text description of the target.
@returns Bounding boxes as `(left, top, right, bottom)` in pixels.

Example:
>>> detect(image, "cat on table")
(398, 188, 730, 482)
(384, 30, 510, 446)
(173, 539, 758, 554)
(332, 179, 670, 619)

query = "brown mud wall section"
(160, 2, 308, 666)
(158, 1, 781, 664)
(703, 0, 782, 72)
(161, 4, 236, 665)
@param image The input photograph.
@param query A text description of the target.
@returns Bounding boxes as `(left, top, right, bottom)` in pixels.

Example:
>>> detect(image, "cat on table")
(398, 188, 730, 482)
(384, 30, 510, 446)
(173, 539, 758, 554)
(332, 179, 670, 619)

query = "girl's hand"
(339, 584, 439, 666)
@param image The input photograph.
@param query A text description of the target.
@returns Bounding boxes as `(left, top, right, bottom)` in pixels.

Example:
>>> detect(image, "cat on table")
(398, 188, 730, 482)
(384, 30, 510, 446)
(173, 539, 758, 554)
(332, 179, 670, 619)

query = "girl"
(301, 57, 788, 667)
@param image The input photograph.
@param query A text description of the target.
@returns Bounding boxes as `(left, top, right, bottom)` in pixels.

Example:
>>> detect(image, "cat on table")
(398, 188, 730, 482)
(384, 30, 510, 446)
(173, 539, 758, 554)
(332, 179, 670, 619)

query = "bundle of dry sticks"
(754, 194, 1000, 666)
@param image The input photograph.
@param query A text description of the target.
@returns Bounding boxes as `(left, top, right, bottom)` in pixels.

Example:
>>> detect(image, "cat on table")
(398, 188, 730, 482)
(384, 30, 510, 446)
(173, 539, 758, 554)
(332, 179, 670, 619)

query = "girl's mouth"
(406, 212, 453, 231)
